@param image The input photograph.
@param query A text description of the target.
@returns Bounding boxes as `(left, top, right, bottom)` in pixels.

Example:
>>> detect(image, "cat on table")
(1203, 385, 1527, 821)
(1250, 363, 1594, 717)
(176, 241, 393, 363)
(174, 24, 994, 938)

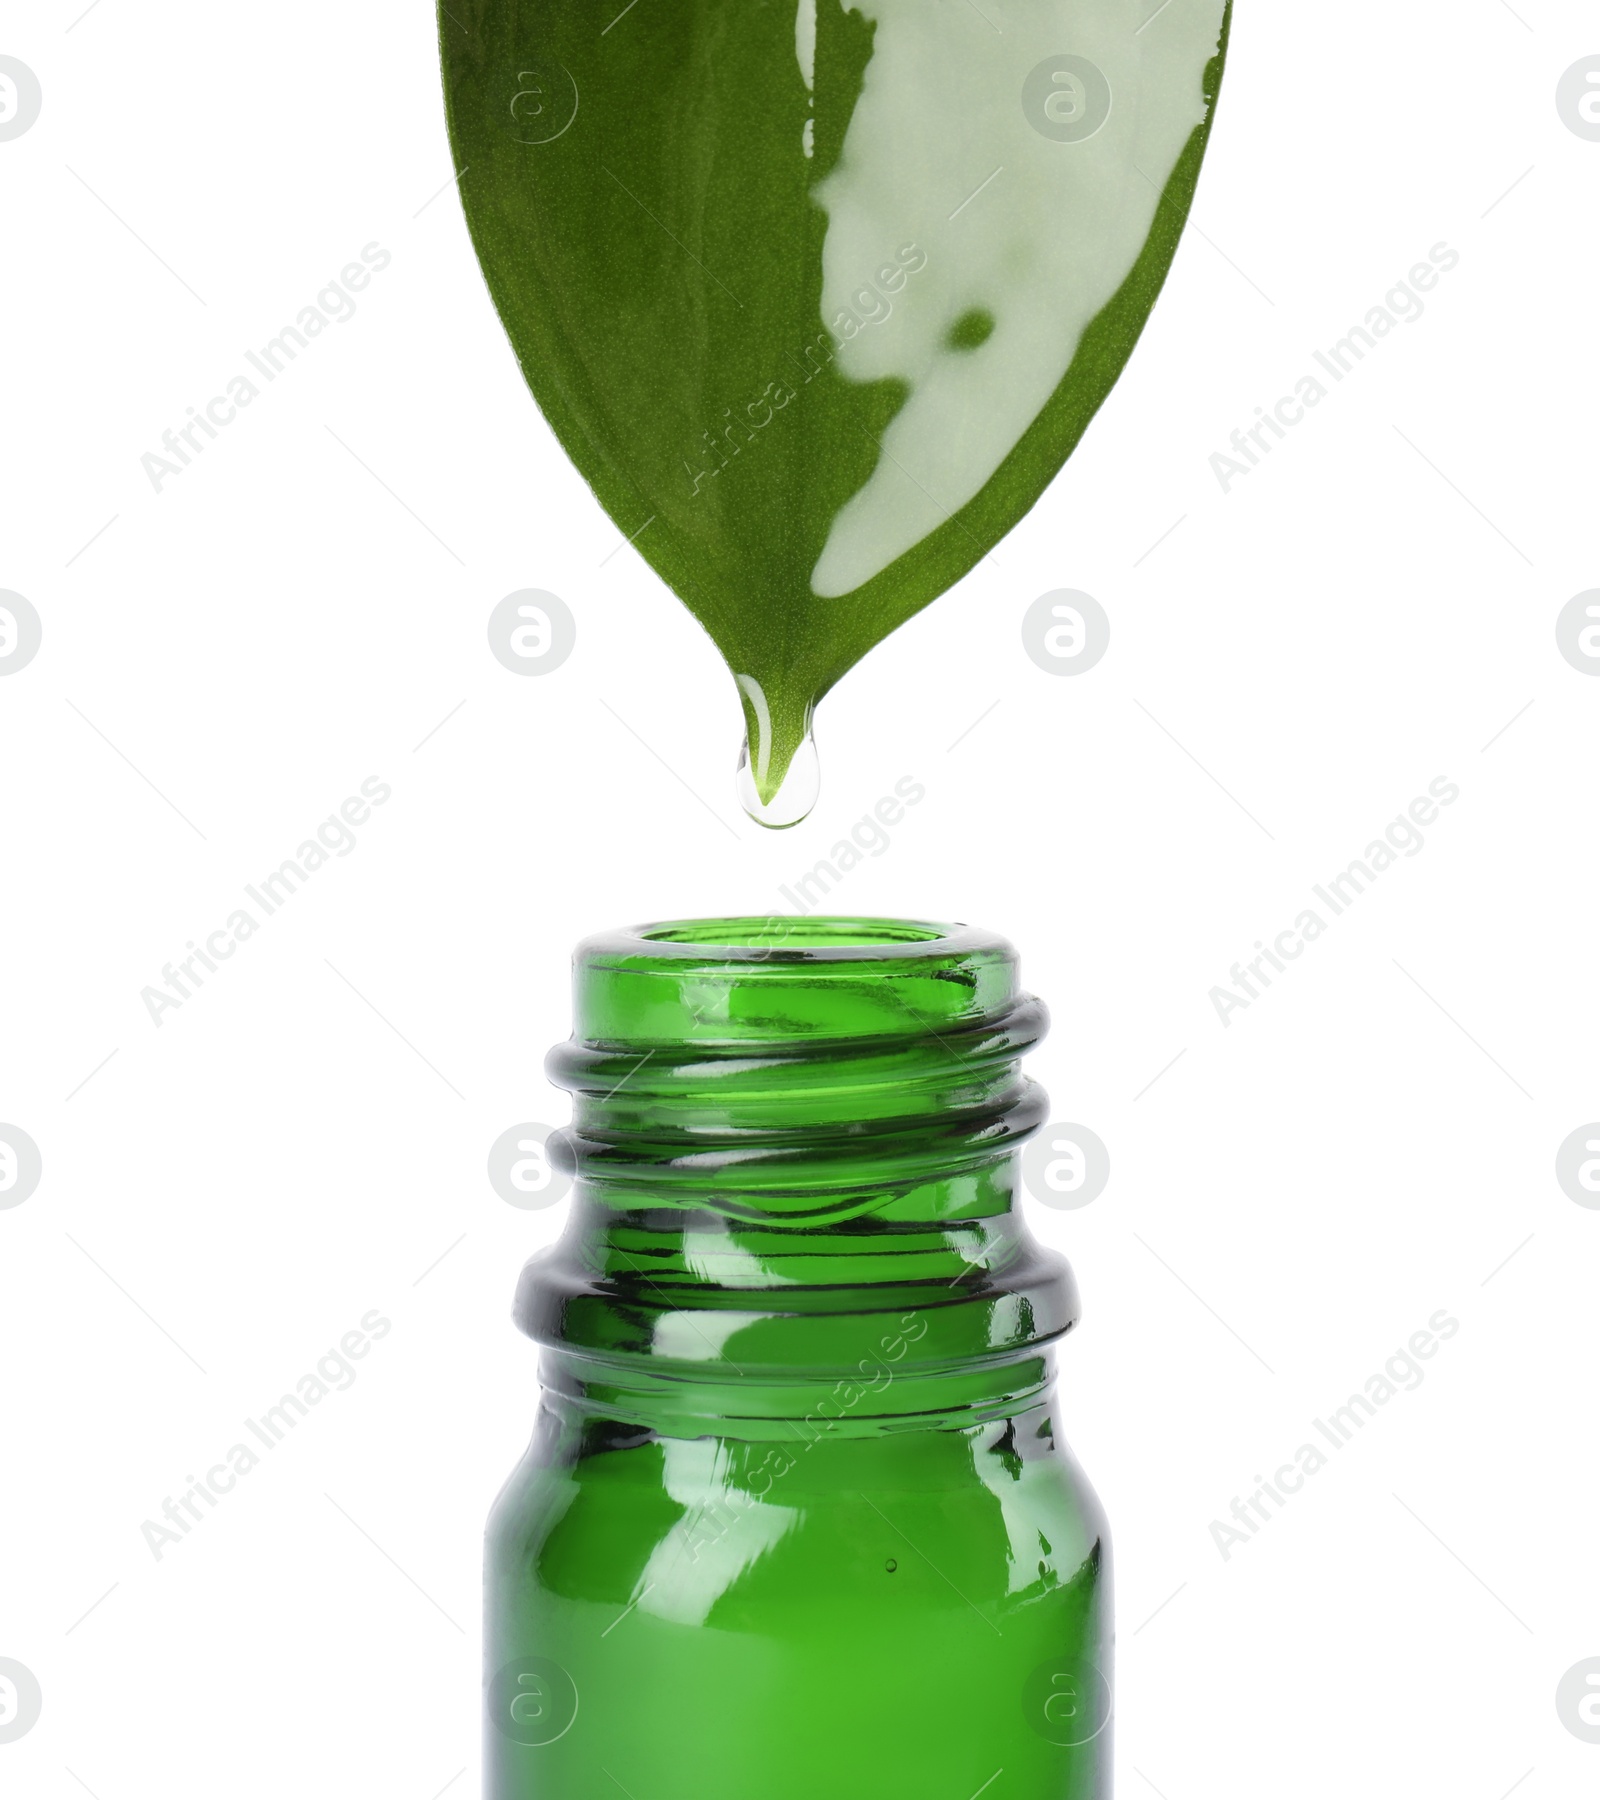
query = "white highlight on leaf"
(796, 0, 818, 90)
(735, 671, 774, 786)
(810, 0, 1227, 597)
(798, 0, 818, 156)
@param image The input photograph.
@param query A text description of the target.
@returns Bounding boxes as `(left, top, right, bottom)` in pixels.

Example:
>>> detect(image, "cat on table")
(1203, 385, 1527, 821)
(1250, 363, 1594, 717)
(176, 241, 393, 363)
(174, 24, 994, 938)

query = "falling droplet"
(734, 671, 819, 829)
(736, 728, 819, 830)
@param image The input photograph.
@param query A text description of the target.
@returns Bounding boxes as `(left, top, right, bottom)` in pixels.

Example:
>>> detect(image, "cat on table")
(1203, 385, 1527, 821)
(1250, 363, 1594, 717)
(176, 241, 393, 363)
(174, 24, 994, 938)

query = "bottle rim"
(580, 915, 1002, 965)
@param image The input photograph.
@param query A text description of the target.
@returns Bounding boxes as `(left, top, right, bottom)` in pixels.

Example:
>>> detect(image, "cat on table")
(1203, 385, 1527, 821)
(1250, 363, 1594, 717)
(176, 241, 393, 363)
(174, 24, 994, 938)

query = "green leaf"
(441, 0, 1231, 799)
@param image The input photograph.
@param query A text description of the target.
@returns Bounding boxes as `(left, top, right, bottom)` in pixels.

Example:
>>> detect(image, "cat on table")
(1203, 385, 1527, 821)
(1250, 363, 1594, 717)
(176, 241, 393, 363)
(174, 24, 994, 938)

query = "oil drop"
(736, 724, 820, 830)
(735, 672, 819, 829)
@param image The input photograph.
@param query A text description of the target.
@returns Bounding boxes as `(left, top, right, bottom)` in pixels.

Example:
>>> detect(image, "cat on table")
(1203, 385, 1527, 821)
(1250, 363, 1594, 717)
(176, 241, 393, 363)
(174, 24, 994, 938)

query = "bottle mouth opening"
(567, 919, 1026, 1043)
(616, 915, 969, 962)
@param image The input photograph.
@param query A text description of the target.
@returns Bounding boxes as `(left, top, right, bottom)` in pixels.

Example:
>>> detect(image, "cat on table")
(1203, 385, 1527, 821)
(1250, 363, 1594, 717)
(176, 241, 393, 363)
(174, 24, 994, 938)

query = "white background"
(2, 4, 1597, 1797)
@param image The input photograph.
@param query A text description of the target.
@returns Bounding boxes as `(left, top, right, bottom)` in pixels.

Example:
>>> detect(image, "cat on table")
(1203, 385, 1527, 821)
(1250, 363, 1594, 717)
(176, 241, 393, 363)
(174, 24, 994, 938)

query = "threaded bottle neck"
(548, 917, 1046, 1220)
(519, 919, 1076, 1415)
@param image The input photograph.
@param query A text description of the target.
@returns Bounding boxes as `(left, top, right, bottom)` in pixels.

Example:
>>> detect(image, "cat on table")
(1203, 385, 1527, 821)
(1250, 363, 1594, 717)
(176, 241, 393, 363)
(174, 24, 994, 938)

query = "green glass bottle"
(486, 918, 1111, 1798)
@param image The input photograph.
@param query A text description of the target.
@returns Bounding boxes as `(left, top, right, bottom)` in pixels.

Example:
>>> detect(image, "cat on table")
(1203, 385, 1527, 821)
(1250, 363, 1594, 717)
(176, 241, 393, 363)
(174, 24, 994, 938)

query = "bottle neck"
(518, 1192, 1078, 1428)
(540, 1337, 1062, 1440)
(516, 918, 1078, 1431)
